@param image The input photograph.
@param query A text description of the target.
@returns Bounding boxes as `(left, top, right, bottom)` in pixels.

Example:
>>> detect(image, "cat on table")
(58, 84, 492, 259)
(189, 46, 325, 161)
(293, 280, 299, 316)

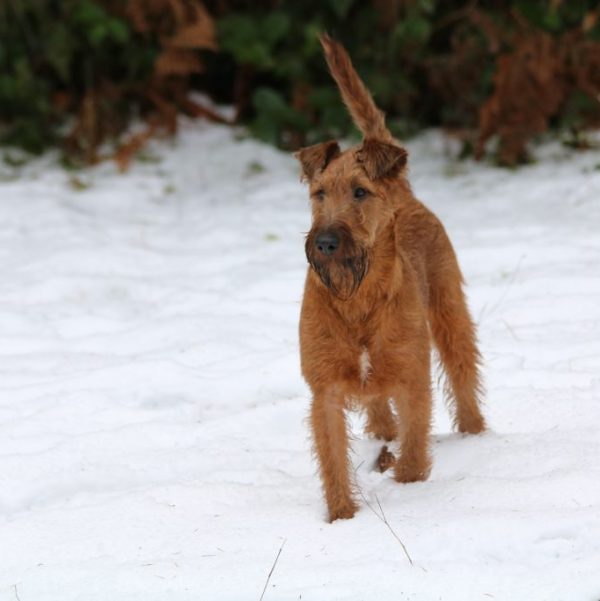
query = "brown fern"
(476, 31, 566, 165)
(475, 9, 600, 166)
(108, 0, 222, 169)
(155, 48, 205, 77)
(167, 1, 217, 50)
(114, 126, 157, 172)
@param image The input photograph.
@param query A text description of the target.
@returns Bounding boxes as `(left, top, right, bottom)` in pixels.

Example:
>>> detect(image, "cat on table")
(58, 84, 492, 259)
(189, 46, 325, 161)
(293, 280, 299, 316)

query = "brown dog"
(297, 35, 486, 522)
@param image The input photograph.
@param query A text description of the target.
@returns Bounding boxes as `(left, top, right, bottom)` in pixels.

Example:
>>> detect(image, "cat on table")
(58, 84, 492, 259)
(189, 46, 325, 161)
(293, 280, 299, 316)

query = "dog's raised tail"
(320, 34, 393, 143)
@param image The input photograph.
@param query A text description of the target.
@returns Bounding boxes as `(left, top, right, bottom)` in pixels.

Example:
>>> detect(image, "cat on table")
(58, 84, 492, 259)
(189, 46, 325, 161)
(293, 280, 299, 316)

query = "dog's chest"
(358, 347, 372, 384)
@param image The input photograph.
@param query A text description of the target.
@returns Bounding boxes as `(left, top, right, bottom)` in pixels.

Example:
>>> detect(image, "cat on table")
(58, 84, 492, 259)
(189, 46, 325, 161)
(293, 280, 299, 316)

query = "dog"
(297, 35, 486, 522)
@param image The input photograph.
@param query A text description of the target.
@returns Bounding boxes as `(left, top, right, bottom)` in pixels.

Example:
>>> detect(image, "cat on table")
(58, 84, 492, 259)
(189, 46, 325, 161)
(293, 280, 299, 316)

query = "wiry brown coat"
(297, 35, 485, 522)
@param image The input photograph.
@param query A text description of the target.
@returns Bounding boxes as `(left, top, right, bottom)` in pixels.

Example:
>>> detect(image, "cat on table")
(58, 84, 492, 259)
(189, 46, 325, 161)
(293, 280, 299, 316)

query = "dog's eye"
(353, 187, 368, 200)
(315, 189, 325, 201)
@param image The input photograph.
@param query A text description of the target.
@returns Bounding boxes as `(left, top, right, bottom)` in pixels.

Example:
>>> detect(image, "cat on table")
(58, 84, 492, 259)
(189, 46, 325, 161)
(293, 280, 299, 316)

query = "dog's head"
(298, 139, 407, 299)
(297, 35, 409, 300)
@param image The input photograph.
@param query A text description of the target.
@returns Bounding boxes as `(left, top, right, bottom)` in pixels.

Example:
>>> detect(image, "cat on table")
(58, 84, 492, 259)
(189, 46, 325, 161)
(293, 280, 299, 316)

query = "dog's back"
(394, 196, 458, 301)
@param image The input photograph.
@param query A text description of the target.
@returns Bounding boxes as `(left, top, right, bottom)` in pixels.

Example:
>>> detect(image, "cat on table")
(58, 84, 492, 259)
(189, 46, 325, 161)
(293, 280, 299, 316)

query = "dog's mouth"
(305, 226, 370, 300)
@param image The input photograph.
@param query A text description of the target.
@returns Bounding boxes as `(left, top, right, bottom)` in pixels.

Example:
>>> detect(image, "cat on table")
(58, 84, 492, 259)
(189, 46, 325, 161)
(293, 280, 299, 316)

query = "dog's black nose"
(315, 231, 339, 256)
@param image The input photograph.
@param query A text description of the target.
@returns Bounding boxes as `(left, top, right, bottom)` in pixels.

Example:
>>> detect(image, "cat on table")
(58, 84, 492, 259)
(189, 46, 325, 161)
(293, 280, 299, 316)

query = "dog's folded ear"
(295, 140, 341, 181)
(356, 139, 407, 180)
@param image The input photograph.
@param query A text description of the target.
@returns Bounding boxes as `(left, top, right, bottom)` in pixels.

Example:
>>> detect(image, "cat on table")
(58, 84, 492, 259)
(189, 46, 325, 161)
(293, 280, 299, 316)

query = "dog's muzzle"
(305, 225, 369, 300)
(314, 230, 340, 257)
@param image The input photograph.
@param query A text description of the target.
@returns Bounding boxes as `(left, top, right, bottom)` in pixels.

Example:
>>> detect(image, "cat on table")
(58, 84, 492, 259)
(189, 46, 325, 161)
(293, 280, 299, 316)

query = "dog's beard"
(305, 227, 370, 300)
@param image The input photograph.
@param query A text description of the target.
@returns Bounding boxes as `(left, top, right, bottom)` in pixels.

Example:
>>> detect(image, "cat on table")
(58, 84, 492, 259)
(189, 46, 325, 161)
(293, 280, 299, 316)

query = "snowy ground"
(1, 122, 599, 601)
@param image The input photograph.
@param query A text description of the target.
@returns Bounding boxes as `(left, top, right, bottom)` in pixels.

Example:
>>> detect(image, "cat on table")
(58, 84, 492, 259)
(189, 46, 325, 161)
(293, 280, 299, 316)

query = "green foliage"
(209, 0, 600, 157)
(218, 12, 292, 69)
(211, 0, 465, 147)
(0, 0, 156, 155)
(215, 4, 381, 145)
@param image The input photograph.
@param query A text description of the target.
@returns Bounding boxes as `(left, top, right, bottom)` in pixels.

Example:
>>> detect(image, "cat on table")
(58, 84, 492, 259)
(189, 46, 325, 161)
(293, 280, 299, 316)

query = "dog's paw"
(375, 445, 395, 472)
(394, 460, 431, 484)
(328, 502, 358, 522)
(458, 414, 486, 435)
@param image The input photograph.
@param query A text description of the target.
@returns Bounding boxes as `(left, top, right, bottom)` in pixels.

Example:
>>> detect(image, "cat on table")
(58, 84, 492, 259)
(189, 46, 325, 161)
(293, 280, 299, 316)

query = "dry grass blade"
(359, 491, 414, 566)
(375, 495, 414, 566)
(259, 538, 286, 601)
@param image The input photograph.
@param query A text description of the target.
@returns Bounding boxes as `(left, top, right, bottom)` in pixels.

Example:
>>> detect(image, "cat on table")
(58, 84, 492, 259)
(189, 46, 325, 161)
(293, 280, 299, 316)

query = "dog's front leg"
(310, 391, 357, 522)
(392, 375, 433, 484)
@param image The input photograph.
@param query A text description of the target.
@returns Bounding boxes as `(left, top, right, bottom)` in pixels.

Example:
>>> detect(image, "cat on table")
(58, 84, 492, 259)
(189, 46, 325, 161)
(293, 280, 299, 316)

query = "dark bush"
(1, 0, 600, 167)
(0, 0, 218, 167)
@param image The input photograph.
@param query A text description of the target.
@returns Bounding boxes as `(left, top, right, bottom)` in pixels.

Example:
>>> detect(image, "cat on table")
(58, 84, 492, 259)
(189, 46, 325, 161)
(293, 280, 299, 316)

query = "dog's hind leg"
(310, 392, 357, 521)
(429, 266, 486, 434)
(365, 396, 397, 441)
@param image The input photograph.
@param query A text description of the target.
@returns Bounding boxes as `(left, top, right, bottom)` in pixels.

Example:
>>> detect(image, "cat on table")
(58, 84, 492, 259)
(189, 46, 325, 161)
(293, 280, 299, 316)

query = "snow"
(1, 122, 599, 600)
